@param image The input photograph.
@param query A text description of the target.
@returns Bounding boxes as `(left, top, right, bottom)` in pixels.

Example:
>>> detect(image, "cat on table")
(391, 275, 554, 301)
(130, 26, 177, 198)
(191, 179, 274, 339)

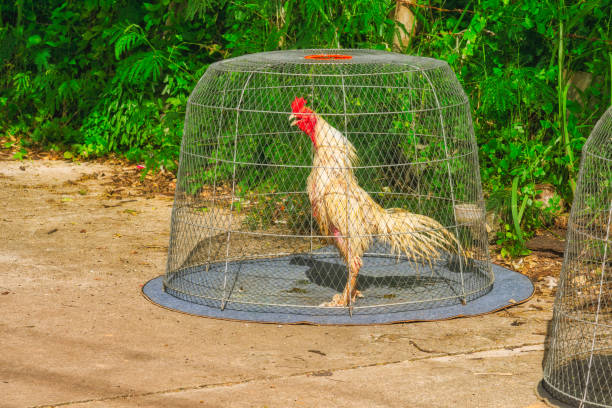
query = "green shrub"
(1, 0, 610, 256)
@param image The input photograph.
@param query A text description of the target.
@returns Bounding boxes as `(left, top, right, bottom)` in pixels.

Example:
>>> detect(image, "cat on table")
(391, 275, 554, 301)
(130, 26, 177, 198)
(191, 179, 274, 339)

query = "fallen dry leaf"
(540, 276, 558, 289)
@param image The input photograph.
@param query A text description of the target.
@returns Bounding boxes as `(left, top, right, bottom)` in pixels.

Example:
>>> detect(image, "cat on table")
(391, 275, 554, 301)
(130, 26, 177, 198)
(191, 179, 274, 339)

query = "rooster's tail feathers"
(376, 208, 459, 264)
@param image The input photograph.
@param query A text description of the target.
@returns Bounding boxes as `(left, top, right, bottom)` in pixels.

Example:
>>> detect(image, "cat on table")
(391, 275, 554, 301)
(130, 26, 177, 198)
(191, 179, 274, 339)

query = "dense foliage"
(1, 0, 610, 255)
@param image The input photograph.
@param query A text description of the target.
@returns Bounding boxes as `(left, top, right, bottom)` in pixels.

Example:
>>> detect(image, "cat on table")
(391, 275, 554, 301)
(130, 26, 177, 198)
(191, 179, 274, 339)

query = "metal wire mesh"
(164, 49, 493, 316)
(543, 106, 612, 407)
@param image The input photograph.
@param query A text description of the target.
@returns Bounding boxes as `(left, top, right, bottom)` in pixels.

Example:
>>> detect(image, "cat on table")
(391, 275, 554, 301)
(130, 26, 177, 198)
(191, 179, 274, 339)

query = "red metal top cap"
(304, 54, 352, 60)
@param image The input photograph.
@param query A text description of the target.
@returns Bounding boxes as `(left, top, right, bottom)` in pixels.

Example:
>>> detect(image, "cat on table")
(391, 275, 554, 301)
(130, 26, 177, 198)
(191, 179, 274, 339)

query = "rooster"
(289, 97, 458, 307)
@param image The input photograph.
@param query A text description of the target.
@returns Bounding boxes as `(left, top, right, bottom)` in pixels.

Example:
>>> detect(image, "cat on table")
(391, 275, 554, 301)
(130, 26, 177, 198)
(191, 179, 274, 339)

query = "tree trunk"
(393, 0, 417, 51)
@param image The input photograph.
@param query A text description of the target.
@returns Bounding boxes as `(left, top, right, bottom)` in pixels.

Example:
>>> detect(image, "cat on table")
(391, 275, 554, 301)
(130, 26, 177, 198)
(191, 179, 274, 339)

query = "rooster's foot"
(319, 290, 363, 307)
(319, 294, 344, 307)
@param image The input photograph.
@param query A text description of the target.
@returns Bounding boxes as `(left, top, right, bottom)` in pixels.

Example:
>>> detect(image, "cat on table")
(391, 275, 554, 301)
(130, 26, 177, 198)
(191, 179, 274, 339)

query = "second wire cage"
(164, 49, 493, 316)
(542, 106, 612, 407)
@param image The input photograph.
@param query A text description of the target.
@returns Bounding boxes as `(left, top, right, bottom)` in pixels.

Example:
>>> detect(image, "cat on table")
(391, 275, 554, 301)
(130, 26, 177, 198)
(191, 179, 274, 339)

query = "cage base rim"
(539, 378, 611, 408)
(142, 263, 532, 325)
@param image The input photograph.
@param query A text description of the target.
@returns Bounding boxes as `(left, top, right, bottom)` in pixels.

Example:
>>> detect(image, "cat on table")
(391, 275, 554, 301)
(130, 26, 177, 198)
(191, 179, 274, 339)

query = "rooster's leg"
(321, 229, 363, 307)
(340, 256, 363, 306)
(325, 228, 363, 306)
(322, 259, 362, 307)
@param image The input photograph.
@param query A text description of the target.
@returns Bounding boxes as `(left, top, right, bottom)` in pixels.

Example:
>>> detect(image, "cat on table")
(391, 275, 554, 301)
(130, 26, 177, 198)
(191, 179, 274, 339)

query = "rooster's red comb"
(291, 97, 308, 113)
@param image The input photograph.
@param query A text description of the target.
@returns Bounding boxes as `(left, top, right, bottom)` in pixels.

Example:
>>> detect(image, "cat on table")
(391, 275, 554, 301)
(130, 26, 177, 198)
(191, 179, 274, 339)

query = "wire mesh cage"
(542, 106, 612, 407)
(164, 49, 493, 317)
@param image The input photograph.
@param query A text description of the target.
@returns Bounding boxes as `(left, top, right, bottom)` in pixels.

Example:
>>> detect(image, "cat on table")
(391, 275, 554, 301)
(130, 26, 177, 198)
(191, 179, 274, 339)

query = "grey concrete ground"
(1, 160, 554, 408)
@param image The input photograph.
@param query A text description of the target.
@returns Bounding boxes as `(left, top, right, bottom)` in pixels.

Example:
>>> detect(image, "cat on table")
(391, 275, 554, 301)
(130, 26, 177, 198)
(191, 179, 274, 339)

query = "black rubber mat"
(142, 263, 533, 325)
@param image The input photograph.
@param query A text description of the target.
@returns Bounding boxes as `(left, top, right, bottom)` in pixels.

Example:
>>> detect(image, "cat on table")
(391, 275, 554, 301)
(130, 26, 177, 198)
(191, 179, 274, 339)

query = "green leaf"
(27, 35, 42, 47)
(511, 176, 524, 244)
(34, 50, 51, 70)
(13, 147, 27, 160)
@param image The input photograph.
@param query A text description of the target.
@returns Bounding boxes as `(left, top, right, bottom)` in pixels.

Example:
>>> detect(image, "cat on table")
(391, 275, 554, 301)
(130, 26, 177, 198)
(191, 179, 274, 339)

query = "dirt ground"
(1, 158, 566, 408)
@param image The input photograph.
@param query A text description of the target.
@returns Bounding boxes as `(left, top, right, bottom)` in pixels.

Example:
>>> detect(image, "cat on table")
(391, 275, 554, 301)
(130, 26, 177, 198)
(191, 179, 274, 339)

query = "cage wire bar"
(542, 106, 612, 407)
(164, 49, 494, 317)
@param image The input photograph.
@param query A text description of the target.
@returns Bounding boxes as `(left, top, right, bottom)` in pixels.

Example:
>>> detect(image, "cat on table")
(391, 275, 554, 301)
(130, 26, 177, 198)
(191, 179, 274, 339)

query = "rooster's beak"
(289, 113, 298, 126)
